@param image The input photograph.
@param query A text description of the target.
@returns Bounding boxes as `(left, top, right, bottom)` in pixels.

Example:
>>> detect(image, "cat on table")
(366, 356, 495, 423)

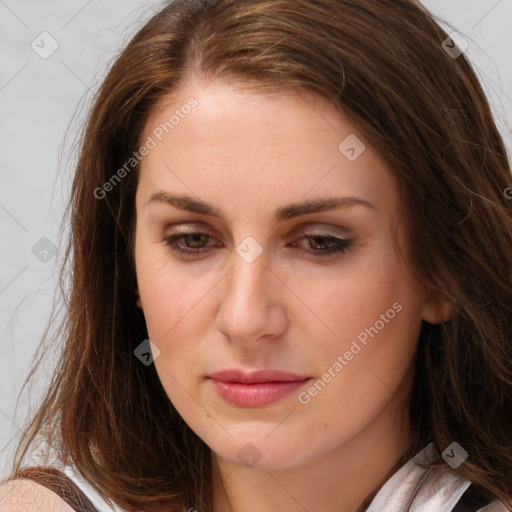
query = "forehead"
(136, 78, 399, 221)
(143, 78, 347, 148)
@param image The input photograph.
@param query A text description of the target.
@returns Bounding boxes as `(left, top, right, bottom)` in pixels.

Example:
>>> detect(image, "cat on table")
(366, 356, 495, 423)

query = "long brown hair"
(4, 1, 512, 511)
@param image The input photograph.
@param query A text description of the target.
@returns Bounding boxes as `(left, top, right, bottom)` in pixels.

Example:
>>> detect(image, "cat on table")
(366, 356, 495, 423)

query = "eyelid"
(284, 222, 354, 243)
(164, 221, 353, 238)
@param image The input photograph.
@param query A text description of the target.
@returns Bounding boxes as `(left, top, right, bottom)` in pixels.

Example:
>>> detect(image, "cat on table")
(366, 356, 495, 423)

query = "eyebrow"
(145, 191, 376, 221)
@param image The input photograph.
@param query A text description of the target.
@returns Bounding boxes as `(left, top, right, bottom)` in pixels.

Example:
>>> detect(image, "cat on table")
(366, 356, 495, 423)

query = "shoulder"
(0, 479, 75, 512)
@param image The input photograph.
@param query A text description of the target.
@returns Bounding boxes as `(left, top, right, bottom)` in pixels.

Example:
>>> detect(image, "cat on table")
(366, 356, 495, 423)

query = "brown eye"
(307, 235, 339, 250)
(163, 231, 352, 260)
(183, 233, 210, 248)
(162, 232, 217, 257)
(289, 233, 353, 259)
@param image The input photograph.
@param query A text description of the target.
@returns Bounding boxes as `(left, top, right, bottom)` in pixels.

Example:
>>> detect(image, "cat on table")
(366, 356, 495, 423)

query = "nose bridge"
(226, 245, 272, 311)
(216, 239, 287, 343)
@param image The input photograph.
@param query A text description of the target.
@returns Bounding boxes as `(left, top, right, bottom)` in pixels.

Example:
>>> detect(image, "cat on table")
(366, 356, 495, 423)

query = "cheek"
(136, 228, 422, 359)
(135, 257, 213, 412)
(292, 244, 423, 397)
(135, 241, 220, 369)
(293, 247, 423, 427)
(292, 242, 422, 355)
(138, 267, 209, 345)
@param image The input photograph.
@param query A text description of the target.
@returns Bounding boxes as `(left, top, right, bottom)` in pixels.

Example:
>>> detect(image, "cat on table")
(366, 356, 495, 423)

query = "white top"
(35, 443, 507, 512)
(365, 443, 506, 511)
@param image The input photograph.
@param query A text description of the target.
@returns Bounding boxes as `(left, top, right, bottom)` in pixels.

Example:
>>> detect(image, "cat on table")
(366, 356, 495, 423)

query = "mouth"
(207, 369, 312, 407)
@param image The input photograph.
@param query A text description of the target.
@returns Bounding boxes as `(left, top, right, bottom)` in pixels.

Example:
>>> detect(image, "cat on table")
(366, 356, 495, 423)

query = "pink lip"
(208, 369, 311, 407)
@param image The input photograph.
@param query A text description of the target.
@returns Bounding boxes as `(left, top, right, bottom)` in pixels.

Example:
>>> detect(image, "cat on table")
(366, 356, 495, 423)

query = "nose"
(215, 247, 288, 346)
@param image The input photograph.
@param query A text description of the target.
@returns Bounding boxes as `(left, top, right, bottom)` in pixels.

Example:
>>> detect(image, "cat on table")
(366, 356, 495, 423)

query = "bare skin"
(0, 479, 74, 512)
(134, 76, 451, 512)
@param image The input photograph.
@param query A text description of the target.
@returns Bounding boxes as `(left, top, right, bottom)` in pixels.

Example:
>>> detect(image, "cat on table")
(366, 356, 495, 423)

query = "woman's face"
(134, 78, 440, 470)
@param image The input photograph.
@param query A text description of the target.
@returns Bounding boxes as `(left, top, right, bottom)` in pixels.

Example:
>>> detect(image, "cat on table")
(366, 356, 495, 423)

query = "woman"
(1, 0, 511, 511)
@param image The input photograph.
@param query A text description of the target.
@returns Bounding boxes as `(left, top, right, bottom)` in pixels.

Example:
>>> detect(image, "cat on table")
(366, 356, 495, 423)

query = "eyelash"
(162, 232, 353, 259)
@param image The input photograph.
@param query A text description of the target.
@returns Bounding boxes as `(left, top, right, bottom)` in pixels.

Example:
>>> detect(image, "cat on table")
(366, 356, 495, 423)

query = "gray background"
(1, 0, 511, 479)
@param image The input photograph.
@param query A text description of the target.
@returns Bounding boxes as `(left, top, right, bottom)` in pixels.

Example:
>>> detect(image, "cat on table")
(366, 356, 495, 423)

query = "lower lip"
(209, 378, 311, 407)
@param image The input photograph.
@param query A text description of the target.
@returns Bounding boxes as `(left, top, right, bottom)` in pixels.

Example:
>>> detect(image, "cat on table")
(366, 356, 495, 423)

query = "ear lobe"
(421, 294, 454, 324)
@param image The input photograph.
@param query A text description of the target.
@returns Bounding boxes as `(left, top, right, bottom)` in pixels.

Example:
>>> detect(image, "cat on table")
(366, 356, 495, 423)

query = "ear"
(135, 289, 143, 310)
(421, 292, 453, 324)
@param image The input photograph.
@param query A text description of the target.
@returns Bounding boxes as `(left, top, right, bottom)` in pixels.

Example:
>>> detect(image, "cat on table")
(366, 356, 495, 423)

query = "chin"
(206, 429, 330, 470)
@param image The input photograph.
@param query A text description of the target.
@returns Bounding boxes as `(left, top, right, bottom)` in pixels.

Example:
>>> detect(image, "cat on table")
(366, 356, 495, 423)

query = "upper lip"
(208, 369, 310, 384)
